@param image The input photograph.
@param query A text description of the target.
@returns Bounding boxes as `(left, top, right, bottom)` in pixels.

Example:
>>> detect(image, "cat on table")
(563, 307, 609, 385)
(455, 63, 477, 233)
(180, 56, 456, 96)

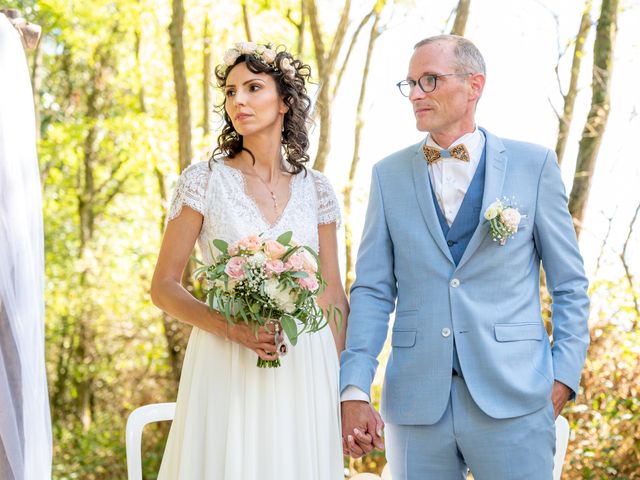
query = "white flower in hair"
(280, 57, 296, 78)
(223, 48, 240, 66)
(237, 41, 258, 54)
(262, 48, 277, 63)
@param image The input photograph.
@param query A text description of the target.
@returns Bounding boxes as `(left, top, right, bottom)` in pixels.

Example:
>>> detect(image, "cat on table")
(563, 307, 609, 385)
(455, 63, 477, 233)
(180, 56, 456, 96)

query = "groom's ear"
(468, 73, 486, 102)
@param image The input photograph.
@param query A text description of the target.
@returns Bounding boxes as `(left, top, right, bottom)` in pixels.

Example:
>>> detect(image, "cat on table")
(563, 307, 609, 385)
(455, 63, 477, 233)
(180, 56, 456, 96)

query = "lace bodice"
(167, 161, 341, 261)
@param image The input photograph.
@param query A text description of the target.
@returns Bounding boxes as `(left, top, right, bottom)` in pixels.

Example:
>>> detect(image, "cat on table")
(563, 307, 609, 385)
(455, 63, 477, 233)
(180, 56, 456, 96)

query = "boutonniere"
(484, 198, 524, 246)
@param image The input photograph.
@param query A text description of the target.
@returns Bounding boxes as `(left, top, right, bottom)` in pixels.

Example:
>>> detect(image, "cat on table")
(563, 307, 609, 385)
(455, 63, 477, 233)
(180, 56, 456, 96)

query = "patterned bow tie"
(423, 144, 471, 165)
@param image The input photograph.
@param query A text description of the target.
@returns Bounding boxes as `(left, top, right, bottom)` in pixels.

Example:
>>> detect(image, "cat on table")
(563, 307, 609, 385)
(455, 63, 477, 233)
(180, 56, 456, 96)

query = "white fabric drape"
(0, 14, 52, 480)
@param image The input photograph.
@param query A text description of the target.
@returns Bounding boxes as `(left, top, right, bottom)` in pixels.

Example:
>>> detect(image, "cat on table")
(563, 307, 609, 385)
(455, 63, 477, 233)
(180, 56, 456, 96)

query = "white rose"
(500, 208, 522, 232)
(283, 301, 296, 314)
(484, 200, 502, 220)
(237, 41, 257, 55)
(223, 48, 240, 66)
(261, 48, 276, 63)
(264, 277, 280, 300)
(275, 286, 298, 312)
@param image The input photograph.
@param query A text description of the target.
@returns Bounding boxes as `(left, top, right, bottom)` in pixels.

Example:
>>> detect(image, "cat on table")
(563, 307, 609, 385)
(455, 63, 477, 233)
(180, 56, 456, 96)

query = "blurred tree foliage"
(1, 0, 638, 478)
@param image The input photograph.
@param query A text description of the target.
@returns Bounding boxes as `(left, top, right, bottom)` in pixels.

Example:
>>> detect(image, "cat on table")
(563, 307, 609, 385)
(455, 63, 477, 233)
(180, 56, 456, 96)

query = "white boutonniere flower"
(484, 197, 524, 245)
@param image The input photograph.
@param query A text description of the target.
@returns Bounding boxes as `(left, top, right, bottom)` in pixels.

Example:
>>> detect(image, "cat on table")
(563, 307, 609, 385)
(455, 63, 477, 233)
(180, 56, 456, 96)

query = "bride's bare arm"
(316, 222, 349, 355)
(150, 206, 278, 360)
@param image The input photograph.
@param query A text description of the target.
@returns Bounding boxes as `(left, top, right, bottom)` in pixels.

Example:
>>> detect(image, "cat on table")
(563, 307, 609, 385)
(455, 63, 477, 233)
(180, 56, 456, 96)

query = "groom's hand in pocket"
(341, 401, 385, 458)
(551, 380, 572, 418)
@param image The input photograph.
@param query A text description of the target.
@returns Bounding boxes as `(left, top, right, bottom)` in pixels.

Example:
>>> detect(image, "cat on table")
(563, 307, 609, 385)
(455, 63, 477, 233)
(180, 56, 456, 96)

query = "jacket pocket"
(494, 323, 543, 342)
(391, 329, 417, 348)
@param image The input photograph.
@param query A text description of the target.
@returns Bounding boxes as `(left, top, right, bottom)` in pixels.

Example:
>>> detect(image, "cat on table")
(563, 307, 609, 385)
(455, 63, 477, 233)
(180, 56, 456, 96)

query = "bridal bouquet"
(194, 231, 336, 368)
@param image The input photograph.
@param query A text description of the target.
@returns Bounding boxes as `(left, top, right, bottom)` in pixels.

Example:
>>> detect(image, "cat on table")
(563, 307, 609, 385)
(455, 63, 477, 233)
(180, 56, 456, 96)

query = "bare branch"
(620, 200, 640, 325)
(333, 9, 376, 99)
(595, 208, 616, 275)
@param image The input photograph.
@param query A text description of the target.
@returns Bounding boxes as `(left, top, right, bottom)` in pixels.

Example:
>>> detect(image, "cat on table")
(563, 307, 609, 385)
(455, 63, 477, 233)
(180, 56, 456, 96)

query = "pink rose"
(225, 256, 247, 280)
(285, 254, 305, 272)
(297, 275, 319, 291)
(237, 235, 263, 253)
(265, 259, 286, 276)
(264, 240, 286, 259)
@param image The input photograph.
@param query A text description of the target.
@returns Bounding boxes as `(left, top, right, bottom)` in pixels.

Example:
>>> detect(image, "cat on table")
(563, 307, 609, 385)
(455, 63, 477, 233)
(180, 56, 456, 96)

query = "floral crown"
(222, 42, 296, 79)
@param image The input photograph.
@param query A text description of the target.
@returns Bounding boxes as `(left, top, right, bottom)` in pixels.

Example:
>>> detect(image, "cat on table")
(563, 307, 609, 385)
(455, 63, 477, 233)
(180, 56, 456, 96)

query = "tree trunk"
(134, 26, 146, 114)
(169, 0, 193, 173)
(305, 0, 351, 172)
(568, 0, 618, 237)
(168, 0, 195, 379)
(555, 0, 592, 165)
(450, 0, 471, 36)
(241, 0, 252, 41)
(344, 3, 385, 292)
(202, 12, 212, 135)
(30, 40, 43, 142)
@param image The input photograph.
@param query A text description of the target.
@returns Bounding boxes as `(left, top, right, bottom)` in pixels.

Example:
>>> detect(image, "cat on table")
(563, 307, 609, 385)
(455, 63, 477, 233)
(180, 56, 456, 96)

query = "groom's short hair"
(414, 35, 486, 76)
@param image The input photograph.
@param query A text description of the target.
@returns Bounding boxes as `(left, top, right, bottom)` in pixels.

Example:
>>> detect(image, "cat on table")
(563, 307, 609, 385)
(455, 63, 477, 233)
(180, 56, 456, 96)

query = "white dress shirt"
(427, 127, 485, 226)
(341, 128, 485, 404)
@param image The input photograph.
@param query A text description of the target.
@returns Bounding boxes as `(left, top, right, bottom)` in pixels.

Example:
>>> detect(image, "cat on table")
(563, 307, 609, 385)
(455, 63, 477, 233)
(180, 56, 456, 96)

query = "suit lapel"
(456, 129, 508, 270)
(411, 146, 455, 264)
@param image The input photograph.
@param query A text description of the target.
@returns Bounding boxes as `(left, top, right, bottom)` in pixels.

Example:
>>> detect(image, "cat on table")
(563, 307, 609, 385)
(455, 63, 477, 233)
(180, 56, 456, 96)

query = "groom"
(340, 35, 590, 479)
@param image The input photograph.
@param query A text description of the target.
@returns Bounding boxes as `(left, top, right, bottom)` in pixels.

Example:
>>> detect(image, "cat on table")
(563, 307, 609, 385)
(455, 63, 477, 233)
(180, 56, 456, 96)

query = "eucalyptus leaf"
(277, 231, 293, 245)
(280, 315, 298, 346)
(213, 239, 229, 254)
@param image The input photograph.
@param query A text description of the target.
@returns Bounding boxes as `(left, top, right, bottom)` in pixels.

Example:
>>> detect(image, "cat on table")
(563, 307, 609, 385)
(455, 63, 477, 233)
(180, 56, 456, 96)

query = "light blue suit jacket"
(340, 128, 590, 425)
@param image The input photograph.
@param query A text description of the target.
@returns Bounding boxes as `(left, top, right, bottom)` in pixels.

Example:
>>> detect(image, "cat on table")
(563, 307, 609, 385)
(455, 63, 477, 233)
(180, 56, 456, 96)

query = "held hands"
(341, 400, 385, 458)
(227, 322, 279, 362)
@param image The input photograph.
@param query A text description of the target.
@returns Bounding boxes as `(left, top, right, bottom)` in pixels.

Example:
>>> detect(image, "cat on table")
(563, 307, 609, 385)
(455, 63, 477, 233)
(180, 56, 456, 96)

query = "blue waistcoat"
(429, 144, 487, 374)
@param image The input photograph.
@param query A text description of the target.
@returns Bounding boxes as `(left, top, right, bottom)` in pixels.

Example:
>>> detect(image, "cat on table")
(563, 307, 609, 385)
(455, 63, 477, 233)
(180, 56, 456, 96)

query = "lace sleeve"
(167, 162, 211, 222)
(311, 170, 341, 227)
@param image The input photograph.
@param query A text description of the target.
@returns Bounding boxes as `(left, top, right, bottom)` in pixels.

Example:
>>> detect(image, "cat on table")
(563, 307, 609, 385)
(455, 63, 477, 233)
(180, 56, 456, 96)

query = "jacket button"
(441, 328, 451, 337)
(447, 240, 455, 247)
(450, 278, 460, 288)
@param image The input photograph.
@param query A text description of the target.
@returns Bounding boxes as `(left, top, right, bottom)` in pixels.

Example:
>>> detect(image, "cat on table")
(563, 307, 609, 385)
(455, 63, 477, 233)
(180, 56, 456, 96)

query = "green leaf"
(213, 239, 229, 254)
(290, 271, 309, 278)
(280, 315, 298, 346)
(277, 231, 293, 245)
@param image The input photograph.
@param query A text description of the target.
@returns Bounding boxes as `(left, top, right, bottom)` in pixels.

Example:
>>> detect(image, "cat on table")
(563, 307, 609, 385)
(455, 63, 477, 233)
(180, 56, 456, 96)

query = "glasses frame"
(396, 72, 474, 97)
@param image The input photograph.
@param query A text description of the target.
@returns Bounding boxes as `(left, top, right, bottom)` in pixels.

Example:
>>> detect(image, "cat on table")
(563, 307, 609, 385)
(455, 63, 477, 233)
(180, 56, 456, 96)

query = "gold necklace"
(253, 171, 280, 211)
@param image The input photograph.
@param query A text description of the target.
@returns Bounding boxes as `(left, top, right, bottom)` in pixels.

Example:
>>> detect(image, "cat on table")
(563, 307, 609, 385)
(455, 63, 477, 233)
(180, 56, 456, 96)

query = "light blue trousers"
(386, 375, 556, 480)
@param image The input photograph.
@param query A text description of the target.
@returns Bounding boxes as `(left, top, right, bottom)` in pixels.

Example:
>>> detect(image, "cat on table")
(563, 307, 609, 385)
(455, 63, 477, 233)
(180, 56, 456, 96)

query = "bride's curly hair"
(210, 44, 313, 175)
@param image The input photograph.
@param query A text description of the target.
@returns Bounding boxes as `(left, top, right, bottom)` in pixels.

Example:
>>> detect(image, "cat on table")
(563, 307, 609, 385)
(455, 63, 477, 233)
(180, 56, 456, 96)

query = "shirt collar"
(426, 126, 481, 149)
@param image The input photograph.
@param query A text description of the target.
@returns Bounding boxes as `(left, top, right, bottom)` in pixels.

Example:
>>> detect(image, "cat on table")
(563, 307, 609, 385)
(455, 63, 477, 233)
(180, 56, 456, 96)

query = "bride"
(151, 42, 348, 479)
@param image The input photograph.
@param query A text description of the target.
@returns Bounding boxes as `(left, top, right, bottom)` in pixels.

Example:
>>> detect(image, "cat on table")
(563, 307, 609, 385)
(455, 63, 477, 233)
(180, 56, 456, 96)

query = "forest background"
(2, 0, 639, 478)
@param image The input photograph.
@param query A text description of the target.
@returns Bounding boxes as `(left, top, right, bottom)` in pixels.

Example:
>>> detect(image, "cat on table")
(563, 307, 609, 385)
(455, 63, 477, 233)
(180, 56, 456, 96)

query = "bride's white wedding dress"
(157, 160, 344, 480)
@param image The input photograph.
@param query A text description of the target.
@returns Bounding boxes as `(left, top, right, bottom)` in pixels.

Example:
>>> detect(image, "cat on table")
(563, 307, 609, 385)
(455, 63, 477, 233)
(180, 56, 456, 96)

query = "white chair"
(125, 402, 176, 480)
(553, 414, 570, 480)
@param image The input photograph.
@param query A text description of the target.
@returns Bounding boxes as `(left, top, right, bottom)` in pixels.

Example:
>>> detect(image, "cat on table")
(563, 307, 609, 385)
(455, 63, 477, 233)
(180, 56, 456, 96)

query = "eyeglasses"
(396, 73, 473, 97)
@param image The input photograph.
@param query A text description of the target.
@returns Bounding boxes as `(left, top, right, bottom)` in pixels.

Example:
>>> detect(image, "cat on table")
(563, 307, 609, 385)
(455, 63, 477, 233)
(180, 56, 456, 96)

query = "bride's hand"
(227, 322, 279, 361)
